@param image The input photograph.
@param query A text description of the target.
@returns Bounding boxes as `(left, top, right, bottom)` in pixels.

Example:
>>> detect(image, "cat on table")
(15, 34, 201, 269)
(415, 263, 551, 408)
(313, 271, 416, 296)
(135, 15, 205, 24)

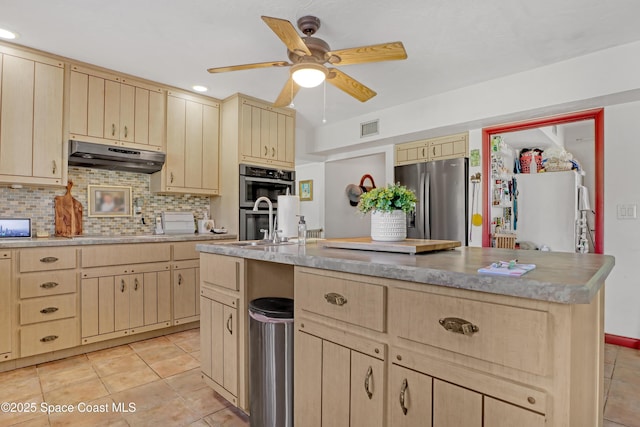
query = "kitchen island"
(197, 241, 614, 426)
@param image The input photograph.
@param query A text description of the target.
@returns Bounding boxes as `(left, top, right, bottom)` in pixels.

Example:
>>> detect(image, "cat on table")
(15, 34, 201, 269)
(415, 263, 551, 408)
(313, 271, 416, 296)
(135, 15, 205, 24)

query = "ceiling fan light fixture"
(291, 63, 327, 88)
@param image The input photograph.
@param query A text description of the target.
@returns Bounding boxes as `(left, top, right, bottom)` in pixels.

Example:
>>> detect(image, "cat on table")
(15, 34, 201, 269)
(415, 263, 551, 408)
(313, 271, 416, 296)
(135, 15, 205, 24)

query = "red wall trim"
(605, 333, 640, 350)
(481, 109, 604, 253)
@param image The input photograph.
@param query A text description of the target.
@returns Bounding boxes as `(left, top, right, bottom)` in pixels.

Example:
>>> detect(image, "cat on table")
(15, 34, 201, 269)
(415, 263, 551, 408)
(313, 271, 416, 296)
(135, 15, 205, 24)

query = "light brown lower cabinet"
(0, 255, 11, 359)
(294, 330, 385, 427)
(173, 261, 200, 325)
(200, 284, 239, 405)
(81, 267, 171, 344)
(389, 364, 433, 426)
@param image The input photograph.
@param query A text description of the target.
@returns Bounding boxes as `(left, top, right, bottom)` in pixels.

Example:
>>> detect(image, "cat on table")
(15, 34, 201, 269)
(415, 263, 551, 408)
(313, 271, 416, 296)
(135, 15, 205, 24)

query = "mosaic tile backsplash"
(0, 167, 211, 236)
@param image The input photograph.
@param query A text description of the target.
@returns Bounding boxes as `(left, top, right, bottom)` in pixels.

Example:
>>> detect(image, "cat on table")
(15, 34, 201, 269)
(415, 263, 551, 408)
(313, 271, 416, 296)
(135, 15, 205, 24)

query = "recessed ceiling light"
(192, 85, 208, 93)
(0, 28, 18, 40)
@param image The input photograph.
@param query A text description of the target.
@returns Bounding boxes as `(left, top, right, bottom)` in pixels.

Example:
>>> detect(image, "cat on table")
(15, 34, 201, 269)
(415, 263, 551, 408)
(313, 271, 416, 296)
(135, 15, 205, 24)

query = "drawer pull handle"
(121, 279, 125, 293)
(226, 314, 233, 335)
(364, 366, 373, 399)
(112, 123, 116, 136)
(399, 378, 408, 415)
(40, 256, 58, 263)
(439, 317, 479, 336)
(178, 273, 183, 285)
(124, 125, 128, 138)
(40, 282, 59, 289)
(271, 147, 275, 157)
(40, 335, 58, 343)
(324, 292, 347, 306)
(40, 307, 59, 314)
(134, 278, 139, 291)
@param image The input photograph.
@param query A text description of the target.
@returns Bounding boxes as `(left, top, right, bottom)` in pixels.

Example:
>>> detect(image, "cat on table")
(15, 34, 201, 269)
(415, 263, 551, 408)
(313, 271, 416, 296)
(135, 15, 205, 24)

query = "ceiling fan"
(207, 15, 407, 107)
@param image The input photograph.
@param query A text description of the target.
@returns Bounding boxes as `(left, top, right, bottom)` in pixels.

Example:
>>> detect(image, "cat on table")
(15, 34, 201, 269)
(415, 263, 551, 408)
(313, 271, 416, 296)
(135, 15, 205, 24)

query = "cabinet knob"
(399, 378, 408, 415)
(40, 282, 59, 289)
(226, 313, 233, 335)
(324, 292, 347, 306)
(439, 317, 479, 336)
(364, 366, 373, 399)
(527, 396, 536, 405)
(40, 335, 58, 343)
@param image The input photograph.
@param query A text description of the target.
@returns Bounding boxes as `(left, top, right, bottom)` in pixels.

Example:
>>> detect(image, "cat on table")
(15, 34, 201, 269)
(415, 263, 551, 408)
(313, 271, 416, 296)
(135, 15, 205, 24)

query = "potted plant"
(358, 183, 417, 241)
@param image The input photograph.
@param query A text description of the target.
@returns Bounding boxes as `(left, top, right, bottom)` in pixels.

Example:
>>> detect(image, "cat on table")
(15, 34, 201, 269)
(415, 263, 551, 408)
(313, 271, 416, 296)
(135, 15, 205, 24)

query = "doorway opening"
(481, 109, 604, 254)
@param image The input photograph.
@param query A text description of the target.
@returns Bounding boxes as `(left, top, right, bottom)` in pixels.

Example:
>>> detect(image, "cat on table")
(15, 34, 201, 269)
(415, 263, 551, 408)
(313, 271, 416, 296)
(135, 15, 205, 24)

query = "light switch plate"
(617, 204, 637, 219)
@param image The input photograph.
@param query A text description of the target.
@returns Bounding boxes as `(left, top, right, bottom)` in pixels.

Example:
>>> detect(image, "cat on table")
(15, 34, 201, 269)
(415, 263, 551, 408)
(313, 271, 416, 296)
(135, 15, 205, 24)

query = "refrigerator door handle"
(423, 172, 430, 239)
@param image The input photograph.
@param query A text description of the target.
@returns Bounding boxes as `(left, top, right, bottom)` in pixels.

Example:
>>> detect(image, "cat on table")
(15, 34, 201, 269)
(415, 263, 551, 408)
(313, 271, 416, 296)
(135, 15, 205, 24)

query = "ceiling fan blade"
(207, 61, 290, 73)
(261, 16, 312, 57)
(273, 77, 301, 107)
(326, 68, 376, 102)
(328, 41, 407, 66)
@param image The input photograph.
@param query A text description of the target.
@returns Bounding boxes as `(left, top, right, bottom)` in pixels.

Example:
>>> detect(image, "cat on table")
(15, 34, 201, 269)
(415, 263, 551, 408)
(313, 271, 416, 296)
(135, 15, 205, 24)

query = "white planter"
(371, 210, 406, 242)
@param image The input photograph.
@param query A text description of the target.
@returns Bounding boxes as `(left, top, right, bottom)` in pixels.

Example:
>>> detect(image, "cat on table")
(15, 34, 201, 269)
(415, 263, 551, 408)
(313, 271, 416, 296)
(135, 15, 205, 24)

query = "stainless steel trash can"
(249, 297, 294, 427)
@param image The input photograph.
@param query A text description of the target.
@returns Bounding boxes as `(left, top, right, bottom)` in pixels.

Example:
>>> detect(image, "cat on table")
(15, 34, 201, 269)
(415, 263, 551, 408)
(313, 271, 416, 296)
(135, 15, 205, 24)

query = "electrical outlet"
(617, 204, 637, 219)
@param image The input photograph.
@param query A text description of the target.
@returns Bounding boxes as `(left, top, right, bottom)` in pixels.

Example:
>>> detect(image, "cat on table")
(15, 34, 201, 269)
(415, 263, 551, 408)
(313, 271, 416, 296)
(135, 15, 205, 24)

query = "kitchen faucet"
(253, 197, 279, 242)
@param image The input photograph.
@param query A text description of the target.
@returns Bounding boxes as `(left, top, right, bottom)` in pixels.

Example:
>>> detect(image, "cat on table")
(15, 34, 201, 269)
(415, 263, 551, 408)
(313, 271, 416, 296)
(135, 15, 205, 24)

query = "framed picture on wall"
(299, 180, 313, 201)
(88, 185, 132, 217)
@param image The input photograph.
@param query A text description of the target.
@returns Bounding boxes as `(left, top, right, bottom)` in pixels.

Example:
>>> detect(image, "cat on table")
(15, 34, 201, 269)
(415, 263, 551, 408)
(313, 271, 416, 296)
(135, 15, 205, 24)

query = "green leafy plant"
(358, 183, 417, 214)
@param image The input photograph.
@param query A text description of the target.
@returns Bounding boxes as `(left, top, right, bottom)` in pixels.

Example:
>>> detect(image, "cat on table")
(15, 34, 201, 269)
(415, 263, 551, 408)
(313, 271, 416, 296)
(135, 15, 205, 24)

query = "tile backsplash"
(0, 167, 211, 236)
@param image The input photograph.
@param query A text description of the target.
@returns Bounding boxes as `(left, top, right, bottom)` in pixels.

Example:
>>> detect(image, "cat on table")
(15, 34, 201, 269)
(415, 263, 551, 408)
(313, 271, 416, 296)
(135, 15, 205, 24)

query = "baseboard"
(605, 333, 640, 349)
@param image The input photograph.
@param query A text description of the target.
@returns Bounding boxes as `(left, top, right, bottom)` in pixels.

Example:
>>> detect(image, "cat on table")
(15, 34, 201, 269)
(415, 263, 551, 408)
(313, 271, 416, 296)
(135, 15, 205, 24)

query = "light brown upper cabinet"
(0, 45, 65, 186)
(236, 95, 295, 170)
(69, 64, 165, 151)
(151, 90, 220, 195)
(395, 132, 469, 166)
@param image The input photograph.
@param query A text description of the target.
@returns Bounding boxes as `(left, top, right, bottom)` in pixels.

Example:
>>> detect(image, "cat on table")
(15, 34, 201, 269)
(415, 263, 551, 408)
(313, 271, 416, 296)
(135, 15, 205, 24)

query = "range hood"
(68, 141, 165, 174)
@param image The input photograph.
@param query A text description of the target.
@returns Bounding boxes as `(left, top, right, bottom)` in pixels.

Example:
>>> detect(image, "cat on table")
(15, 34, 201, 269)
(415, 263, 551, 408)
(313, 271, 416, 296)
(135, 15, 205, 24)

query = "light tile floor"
(1, 331, 638, 426)
(0, 328, 249, 427)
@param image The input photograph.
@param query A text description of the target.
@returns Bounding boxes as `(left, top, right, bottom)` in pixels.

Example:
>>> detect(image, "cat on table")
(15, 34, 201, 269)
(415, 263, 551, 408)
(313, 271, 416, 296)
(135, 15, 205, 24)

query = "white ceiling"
(2, 0, 640, 128)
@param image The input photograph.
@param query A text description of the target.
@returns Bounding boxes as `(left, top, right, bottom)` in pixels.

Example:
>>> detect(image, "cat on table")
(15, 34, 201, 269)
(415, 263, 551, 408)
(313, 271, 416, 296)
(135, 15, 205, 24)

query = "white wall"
(604, 101, 640, 339)
(295, 162, 325, 233)
(468, 129, 484, 247)
(324, 153, 386, 238)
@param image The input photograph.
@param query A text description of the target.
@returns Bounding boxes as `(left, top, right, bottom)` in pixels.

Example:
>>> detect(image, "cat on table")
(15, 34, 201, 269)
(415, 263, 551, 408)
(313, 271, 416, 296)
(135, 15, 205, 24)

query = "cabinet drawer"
(389, 287, 548, 375)
(20, 317, 78, 357)
(201, 253, 241, 291)
(82, 243, 171, 267)
(296, 269, 386, 332)
(20, 247, 77, 272)
(19, 270, 77, 298)
(173, 241, 199, 261)
(20, 294, 77, 325)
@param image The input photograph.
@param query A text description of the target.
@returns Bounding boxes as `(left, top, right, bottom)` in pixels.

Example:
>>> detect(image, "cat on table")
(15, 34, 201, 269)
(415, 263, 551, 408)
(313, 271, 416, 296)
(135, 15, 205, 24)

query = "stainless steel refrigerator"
(394, 157, 468, 245)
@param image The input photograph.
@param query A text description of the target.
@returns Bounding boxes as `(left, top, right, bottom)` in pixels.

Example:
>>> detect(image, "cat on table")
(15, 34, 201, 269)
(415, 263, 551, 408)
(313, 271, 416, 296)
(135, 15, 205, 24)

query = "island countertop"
(196, 241, 615, 304)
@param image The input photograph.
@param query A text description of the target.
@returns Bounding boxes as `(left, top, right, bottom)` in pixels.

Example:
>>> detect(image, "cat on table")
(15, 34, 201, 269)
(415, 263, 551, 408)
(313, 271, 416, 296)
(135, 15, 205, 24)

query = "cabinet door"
(87, 75, 106, 138)
(166, 94, 186, 188)
(185, 99, 204, 189)
(0, 258, 11, 356)
(113, 275, 130, 332)
(484, 396, 545, 427)
(200, 296, 214, 379)
(433, 379, 482, 427)
(390, 364, 433, 427)
(119, 83, 135, 142)
(284, 115, 295, 166)
(350, 351, 384, 427)
(128, 274, 144, 329)
(209, 298, 224, 385)
(0, 54, 34, 176)
(98, 276, 115, 335)
(104, 80, 120, 140)
(202, 104, 220, 191)
(260, 109, 271, 161)
(294, 331, 322, 427)
(223, 304, 238, 395)
(268, 110, 278, 161)
(148, 90, 165, 148)
(134, 87, 149, 145)
(251, 106, 263, 159)
(174, 268, 196, 321)
(239, 102, 253, 160)
(32, 62, 63, 180)
(143, 270, 171, 325)
(322, 340, 350, 427)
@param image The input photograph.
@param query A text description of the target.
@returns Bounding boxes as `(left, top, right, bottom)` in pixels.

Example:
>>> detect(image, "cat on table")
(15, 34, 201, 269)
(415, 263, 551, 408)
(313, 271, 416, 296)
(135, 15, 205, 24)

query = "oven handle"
(241, 209, 275, 215)
(242, 176, 295, 186)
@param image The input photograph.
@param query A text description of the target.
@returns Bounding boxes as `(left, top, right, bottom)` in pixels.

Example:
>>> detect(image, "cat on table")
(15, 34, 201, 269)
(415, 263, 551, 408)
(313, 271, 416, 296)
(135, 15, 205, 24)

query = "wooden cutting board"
(55, 181, 83, 237)
(318, 237, 461, 254)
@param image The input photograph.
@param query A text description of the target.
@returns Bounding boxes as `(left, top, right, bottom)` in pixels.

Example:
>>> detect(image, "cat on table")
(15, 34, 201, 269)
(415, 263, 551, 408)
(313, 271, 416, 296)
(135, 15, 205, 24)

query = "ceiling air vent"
(360, 119, 379, 138)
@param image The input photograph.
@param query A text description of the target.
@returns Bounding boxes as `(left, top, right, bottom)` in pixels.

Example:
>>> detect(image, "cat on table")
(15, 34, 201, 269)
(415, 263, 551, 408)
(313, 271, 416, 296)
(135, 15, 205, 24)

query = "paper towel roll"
(277, 195, 299, 238)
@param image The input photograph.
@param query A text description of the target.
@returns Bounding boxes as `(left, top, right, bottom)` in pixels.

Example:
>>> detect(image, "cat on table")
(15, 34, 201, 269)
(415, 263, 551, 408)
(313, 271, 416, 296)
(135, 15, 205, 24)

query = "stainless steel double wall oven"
(239, 164, 295, 240)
